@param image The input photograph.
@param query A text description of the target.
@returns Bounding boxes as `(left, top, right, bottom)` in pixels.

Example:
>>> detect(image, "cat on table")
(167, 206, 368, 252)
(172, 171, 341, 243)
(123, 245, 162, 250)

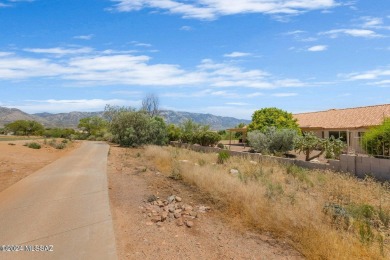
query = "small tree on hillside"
(248, 107, 300, 132)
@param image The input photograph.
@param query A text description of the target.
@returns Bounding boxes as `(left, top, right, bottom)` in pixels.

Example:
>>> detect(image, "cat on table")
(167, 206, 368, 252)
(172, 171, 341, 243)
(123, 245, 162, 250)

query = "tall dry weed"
(144, 146, 389, 259)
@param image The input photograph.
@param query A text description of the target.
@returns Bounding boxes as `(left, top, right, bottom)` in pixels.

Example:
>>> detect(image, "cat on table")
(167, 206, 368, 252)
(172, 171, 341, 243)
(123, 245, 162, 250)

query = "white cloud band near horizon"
(0, 47, 308, 89)
(110, 0, 340, 20)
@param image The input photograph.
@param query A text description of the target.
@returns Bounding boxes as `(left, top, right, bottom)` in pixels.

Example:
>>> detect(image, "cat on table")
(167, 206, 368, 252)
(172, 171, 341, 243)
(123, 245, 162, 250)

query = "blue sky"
(0, 0, 389, 119)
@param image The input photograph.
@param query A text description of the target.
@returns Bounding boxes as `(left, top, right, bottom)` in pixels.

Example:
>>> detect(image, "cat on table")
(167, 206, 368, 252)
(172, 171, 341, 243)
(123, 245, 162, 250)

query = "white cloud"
(225, 102, 249, 106)
(74, 34, 94, 40)
(341, 67, 390, 85)
(23, 47, 94, 55)
(320, 29, 383, 38)
(361, 17, 383, 28)
(0, 49, 309, 90)
(110, 0, 340, 20)
(0, 52, 13, 57)
(224, 52, 251, 58)
(13, 99, 137, 113)
(180, 25, 192, 31)
(307, 45, 328, 52)
(272, 93, 298, 97)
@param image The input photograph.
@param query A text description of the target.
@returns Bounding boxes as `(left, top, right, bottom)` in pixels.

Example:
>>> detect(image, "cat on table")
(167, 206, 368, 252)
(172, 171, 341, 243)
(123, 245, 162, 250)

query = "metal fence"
(358, 137, 390, 159)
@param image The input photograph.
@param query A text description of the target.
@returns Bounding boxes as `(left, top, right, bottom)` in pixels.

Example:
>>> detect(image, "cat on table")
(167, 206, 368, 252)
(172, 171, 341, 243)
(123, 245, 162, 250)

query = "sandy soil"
(107, 145, 304, 260)
(0, 138, 80, 192)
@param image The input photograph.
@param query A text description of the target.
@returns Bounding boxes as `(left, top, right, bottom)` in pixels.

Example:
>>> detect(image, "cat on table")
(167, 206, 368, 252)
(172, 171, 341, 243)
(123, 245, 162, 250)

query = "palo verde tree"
(248, 107, 300, 132)
(5, 120, 44, 136)
(78, 116, 108, 137)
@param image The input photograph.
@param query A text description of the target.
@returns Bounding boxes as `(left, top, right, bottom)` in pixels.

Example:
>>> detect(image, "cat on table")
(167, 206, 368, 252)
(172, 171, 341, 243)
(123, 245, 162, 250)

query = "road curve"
(0, 141, 117, 260)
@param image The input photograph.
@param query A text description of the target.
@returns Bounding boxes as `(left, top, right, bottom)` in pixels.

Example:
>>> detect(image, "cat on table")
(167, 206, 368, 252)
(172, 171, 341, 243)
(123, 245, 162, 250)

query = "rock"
(198, 206, 210, 213)
(174, 209, 182, 214)
(167, 195, 176, 203)
(136, 166, 147, 172)
(161, 212, 168, 221)
(184, 205, 193, 211)
(190, 211, 198, 218)
(250, 160, 258, 165)
(147, 195, 157, 202)
(174, 212, 181, 219)
(185, 221, 194, 228)
(230, 169, 239, 175)
(151, 216, 161, 223)
(168, 206, 175, 213)
(145, 221, 154, 226)
(156, 222, 163, 227)
(175, 196, 182, 202)
(179, 160, 189, 163)
(168, 213, 175, 219)
(176, 218, 184, 226)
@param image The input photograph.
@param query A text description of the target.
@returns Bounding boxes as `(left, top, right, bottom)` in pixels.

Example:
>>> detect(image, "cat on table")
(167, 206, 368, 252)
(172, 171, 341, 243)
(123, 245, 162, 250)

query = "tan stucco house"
(294, 104, 390, 153)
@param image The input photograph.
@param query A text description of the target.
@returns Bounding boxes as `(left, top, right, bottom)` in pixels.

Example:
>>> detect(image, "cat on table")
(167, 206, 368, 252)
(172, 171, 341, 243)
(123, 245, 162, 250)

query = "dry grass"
(144, 145, 390, 259)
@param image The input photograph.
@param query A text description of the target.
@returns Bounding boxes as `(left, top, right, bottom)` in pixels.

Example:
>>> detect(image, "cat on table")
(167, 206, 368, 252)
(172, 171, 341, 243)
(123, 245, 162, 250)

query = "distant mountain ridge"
(0, 107, 250, 130)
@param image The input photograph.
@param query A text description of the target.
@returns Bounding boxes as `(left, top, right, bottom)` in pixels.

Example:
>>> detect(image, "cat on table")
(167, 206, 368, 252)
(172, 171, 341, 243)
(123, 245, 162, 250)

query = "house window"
(329, 131, 347, 143)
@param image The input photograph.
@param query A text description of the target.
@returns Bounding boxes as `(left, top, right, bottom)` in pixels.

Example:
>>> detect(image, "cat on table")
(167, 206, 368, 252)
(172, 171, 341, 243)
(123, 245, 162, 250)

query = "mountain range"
(0, 106, 250, 130)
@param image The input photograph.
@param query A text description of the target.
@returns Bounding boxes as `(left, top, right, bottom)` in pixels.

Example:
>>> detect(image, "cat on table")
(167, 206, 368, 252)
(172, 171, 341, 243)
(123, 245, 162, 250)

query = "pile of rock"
(141, 195, 210, 228)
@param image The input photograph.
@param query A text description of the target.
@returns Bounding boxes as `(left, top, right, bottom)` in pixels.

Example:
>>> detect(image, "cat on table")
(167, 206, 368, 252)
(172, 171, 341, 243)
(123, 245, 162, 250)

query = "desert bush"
(55, 143, 66, 149)
(167, 124, 181, 141)
(247, 127, 297, 155)
(109, 110, 167, 147)
(26, 142, 41, 149)
(194, 131, 221, 146)
(217, 150, 230, 164)
(43, 128, 75, 138)
(217, 143, 225, 149)
(362, 118, 390, 157)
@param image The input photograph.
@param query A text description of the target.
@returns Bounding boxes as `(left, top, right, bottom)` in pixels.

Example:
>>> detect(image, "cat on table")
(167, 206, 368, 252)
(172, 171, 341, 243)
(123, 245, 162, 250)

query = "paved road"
(0, 142, 117, 260)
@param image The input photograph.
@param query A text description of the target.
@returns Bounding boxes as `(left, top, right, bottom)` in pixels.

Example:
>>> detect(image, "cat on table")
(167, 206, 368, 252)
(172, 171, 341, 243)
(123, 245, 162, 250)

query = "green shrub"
(217, 143, 225, 149)
(217, 150, 230, 164)
(362, 118, 390, 157)
(55, 143, 66, 149)
(27, 142, 41, 149)
(109, 110, 167, 147)
(247, 127, 297, 155)
(194, 131, 221, 146)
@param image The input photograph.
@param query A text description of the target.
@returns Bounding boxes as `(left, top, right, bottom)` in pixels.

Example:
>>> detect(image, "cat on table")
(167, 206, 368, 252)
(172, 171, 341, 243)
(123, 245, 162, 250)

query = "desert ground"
(107, 145, 302, 259)
(0, 137, 80, 193)
(0, 139, 303, 259)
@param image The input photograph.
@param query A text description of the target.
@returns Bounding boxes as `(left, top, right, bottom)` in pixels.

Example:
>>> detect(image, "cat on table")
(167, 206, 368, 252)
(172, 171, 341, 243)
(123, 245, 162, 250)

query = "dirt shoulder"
(0, 138, 81, 192)
(107, 145, 303, 260)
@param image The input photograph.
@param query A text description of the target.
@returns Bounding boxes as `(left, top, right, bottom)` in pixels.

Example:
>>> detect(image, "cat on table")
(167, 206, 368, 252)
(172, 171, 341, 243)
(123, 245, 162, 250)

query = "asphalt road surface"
(0, 142, 117, 260)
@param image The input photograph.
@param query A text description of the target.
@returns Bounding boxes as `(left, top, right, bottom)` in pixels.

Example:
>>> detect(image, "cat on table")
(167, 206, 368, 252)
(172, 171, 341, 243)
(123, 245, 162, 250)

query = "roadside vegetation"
(143, 145, 390, 259)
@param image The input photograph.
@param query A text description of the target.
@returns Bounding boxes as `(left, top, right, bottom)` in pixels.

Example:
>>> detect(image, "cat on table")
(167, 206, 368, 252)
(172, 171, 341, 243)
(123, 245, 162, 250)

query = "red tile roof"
(293, 104, 390, 130)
